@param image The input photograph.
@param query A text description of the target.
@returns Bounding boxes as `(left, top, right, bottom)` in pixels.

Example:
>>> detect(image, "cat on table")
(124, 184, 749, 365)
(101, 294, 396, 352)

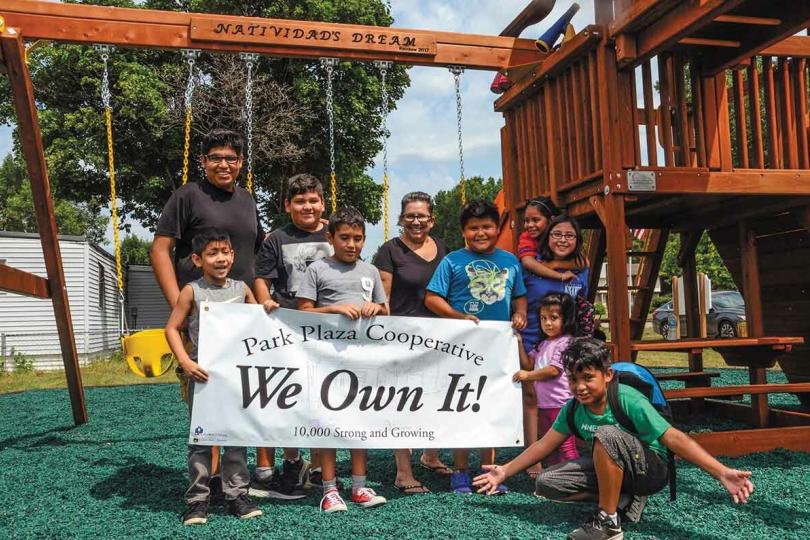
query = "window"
(98, 263, 106, 309)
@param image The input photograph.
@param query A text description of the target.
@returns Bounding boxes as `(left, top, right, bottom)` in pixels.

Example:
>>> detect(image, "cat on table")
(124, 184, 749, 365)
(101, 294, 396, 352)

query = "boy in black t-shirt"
(252, 173, 332, 500)
(151, 128, 263, 502)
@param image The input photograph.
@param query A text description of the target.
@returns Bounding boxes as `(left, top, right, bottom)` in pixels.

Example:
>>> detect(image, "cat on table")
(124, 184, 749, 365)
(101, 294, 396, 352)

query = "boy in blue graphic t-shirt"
(425, 199, 528, 495)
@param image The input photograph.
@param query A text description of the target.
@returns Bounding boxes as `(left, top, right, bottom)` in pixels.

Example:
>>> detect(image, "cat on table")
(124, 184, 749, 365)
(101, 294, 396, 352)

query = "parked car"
(651, 290, 746, 339)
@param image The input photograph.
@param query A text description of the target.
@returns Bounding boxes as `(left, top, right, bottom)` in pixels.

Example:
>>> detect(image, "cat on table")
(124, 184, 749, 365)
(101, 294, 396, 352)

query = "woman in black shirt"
(373, 192, 450, 494)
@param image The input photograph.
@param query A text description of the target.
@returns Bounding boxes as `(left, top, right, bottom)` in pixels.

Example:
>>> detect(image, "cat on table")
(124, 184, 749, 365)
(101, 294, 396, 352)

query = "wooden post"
(604, 194, 631, 361)
(698, 273, 709, 339)
(671, 275, 681, 339)
(0, 27, 87, 425)
(739, 221, 767, 428)
(680, 230, 705, 411)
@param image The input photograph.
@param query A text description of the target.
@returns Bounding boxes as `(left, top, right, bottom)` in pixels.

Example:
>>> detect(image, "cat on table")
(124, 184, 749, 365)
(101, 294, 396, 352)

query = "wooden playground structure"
(1, 0, 810, 457)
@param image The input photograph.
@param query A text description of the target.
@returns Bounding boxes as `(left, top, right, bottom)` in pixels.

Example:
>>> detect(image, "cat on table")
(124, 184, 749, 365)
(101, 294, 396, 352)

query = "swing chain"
(96, 44, 127, 334)
(181, 49, 200, 186)
(374, 60, 392, 241)
(449, 66, 466, 205)
(96, 45, 112, 109)
(241, 53, 259, 194)
(321, 57, 339, 213)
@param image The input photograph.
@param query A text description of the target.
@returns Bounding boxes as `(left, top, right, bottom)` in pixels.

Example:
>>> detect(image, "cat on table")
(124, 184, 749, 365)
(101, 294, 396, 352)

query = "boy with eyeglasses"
(152, 128, 264, 503)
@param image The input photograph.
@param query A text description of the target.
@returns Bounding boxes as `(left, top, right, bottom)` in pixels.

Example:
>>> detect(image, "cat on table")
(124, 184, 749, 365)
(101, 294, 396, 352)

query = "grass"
(0, 378, 808, 539)
(0, 354, 176, 395)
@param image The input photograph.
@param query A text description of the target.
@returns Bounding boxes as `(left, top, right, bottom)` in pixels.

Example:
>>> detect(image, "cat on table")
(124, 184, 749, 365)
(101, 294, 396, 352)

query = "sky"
(0, 0, 597, 255)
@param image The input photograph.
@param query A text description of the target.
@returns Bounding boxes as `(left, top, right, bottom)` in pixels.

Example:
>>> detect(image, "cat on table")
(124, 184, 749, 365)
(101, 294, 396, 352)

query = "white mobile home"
(0, 231, 121, 371)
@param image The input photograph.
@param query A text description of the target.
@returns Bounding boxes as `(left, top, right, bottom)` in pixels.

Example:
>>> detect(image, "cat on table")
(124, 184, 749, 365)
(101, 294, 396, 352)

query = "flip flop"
(394, 482, 430, 495)
(419, 460, 453, 476)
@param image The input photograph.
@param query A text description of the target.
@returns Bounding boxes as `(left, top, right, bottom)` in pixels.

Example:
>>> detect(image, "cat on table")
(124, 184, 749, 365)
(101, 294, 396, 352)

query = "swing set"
(98, 27, 472, 379)
(0, 0, 546, 424)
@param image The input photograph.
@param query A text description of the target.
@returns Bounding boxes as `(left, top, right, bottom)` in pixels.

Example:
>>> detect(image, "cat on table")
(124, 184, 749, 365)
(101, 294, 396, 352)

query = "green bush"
(650, 294, 672, 309)
(11, 348, 34, 373)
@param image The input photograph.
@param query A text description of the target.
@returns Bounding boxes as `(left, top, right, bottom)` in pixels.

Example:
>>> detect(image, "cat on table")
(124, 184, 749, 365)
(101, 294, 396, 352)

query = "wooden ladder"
(588, 228, 669, 348)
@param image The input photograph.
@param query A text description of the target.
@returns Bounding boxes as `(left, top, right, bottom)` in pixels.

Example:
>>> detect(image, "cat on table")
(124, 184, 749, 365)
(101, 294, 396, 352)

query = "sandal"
(394, 482, 430, 495)
(419, 457, 452, 476)
(527, 468, 541, 480)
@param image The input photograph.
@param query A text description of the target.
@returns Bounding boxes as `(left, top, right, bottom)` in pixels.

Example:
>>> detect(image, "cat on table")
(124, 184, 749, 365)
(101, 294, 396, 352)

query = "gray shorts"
(534, 425, 669, 522)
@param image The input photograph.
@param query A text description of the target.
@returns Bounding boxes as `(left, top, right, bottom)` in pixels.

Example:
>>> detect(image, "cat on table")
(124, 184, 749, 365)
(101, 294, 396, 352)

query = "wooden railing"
(497, 27, 604, 211)
(499, 42, 810, 208)
(634, 52, 810, 172)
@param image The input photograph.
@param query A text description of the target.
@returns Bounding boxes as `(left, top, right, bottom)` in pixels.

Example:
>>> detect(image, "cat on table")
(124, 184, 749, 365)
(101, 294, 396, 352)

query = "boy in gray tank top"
(166, 229, 278, 526)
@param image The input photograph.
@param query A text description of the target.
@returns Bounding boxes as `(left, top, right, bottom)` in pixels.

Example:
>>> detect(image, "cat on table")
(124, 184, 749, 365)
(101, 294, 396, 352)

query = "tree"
(0, 0, 410, 232)
(432, 176, 503, 251)
(659, 232, 736, 294)
(0, 154, 107, 243)
(119, 235, 152, 266)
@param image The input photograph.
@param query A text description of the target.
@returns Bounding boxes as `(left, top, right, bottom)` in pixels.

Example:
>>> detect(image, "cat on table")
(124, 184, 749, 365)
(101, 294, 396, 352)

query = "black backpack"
(566, 362, 677, 500)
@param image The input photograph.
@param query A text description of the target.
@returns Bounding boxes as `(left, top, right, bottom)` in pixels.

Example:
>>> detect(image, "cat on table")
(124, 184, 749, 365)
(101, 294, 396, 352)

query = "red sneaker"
(351, 487, 387, 508)
(320, 488, 347, 513)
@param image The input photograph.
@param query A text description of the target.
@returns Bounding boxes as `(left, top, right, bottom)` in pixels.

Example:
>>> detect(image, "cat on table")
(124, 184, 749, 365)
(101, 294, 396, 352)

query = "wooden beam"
(701, 0, 810, 75)
(0, 27, 87, 425)
(494, 26, 601, 112)
(689, 426, 810, 457)
(714, 15, 781, 26)
(762, 36, 810, 58)
(0, 0, 542, 70)
(0, 264, 50, 298)
(615, 169, 810, 195)
(616, 0, 745, 68)
(631, 336, 803, 351)
(678, 37, 740, 48)
(608, 0, 681, 36)
(665, 383, 810, 400)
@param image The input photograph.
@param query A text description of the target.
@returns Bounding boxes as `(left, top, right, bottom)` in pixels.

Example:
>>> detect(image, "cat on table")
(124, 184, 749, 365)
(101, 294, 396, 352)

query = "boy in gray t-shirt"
(297, 207, 388, 513)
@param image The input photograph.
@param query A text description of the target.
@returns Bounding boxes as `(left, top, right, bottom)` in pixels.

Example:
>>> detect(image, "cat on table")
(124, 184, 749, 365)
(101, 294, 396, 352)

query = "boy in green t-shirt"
(474, 338, 754, 540)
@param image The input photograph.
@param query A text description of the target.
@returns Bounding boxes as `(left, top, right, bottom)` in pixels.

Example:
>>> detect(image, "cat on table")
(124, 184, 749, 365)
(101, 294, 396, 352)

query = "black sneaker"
(227, 494, 263, 520)
(209, 475, 224, 505)
(181, 500, 209, 525)
(281, 457, 310, 491)
(567, 511, 623, 540)
(306, 468, 344, 491)
(264, 472, 308, 500)
(618, 494, 647, 524)
(249, 471, 276, 499)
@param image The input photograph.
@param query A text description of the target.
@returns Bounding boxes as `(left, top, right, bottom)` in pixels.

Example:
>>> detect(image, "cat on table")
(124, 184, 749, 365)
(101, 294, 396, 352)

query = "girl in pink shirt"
(514, 292, 580, 465)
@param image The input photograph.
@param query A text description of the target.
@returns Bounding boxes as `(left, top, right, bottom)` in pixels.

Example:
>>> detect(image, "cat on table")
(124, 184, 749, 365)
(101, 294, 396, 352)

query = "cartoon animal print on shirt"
(465, 260, 508, 305)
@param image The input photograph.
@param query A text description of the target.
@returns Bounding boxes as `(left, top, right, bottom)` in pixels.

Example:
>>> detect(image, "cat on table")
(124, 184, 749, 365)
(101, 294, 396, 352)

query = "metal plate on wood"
(627, 170, 656, 191)
(190, 16, 437, 56)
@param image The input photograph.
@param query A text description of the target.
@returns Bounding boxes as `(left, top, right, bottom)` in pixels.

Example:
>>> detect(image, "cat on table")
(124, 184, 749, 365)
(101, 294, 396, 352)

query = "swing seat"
(122, 329, 175, 378)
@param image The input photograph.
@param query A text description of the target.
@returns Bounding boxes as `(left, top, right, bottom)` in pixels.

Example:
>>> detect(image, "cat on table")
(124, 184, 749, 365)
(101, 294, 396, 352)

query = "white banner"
(189, 304, 523, 449)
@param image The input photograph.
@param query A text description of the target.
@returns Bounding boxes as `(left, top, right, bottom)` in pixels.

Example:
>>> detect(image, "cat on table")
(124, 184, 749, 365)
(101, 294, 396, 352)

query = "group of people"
(155, 129, 755, 540)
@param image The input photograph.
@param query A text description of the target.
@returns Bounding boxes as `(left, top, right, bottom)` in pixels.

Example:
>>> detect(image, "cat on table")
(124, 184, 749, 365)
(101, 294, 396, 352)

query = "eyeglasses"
(550, 231, 576, 240)
(402, 214, 432, 223)
(205, 154, 240, 164)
